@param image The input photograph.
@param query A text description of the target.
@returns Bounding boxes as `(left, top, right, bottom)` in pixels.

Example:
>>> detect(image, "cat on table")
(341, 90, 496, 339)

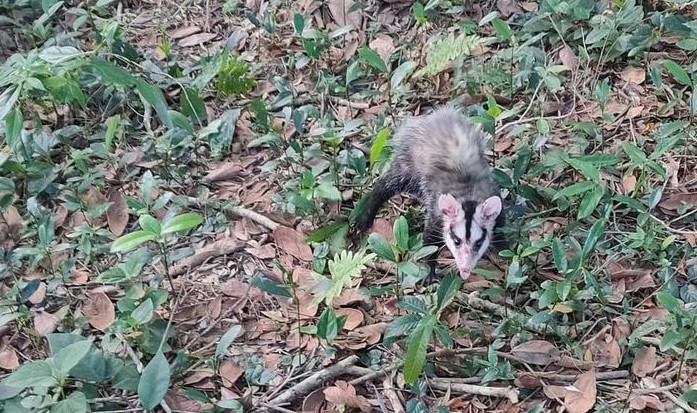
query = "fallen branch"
(383, 376, 405, 413)
(664, 391, 697, 413)
(231, 206, 280, 231)
(265, 355, 360, 408)
(428, 380, 519, 403)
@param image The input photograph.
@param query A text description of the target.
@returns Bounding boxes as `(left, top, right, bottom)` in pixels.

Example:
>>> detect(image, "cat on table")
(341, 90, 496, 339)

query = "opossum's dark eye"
(451, 233, 462, 247)
(474, 238, 484, 250)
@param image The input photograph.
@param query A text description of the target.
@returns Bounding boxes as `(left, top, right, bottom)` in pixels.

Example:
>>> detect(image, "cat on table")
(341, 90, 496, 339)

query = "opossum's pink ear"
(438, 194, 462, 222)
(477, 196, 502, 225)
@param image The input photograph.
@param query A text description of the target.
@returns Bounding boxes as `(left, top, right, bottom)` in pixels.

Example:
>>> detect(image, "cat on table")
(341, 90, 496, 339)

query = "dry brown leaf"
(205, 161, 243, 183)
(631, 345, 657, 378)
(0, 346, 19, 370)
(71, 269, 90, 285)
(164, 391, 208, 412)
(1, 206, 23, 244)
(586, 334, 622, 368)
(219, 359, 244, 388)
(336, 308, 364, 330)
(369, 34, 395, 65)
(183, 369, 215, 385)
(612, 317, 631, 341)
(334, 288, 372, 308)
(244, 243, 276, 259)
(626, 106, 644, 119)
(327, 0, 362, 29)
(610, 265, 656, 292)
(621, 174, 637, 195)
(106, 188, 128, 236)
(629, 394, 664, 410)
(178, 33, 217, 47)
(221, 278, 265, 299)
(559, 45, 577, 69)
(83, 292, 115, 331)
(621, 66, 645, 84)
(171, 26, 201, 39)
(323, 380, 372, 413)
(496, 0, 523, 17)
(564, 370, 597, 413)
(494, 137, 513, 152)
(302, 388, 327, 412)
(510, 340, 560, 366)
(33, 310, 59, 336)
(273, 226, 313, 261)
(659, 192, 697, 212)
(520, 1, 539, 11)
(28, 282, 47, 304)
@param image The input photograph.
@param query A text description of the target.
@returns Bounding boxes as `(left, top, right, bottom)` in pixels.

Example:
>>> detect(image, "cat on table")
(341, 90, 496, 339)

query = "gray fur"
(353, 105, 503, 280)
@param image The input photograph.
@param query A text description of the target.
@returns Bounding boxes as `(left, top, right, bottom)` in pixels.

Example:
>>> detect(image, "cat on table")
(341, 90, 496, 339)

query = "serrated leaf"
(137, 351, 170, 410)
(367, 233, 396, 261)
(397, 296, 427, 315)
(358, 46, 388, 73)
(310, 250, 376, 306)
(160, 212, 203, 235)
(216, 325, 242, 359)
(403, 315, 435, 384)
(111, 230, 158, 253)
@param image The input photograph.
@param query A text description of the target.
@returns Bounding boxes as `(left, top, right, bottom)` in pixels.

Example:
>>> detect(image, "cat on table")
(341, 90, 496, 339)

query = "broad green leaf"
(134, 78, 174, 130)
(677, 39, 697, 51)
(104, 115, 119, 152)
(656, 290, 682, 312)
(577, 186, 605, 219)
(4, 360, 57, 390)
(397, 296, 427, 315)
(216, 400, 244, 412)
(369, 128, 391, 166)
(317, 307, 339, 341)
(412, 245, 438, 261)
(53, 340, 92, 376)
(315, 182, 342, 201)
(393, 216, 409, 251)
(305, 221, 347, 243)
(367, 233, 396, 262)
(0, 86, 20, 123)
(293, 13, 305, 35)
(659, 330, 689, 352)
(552, 181, 595, 201)
(179, 88, 206, 125)
(662, 59, 692, 86)
(215, 325, 243, 359)
(552, 238, 567, 273)
(160, 212, 203, 235)
(250, 273, 292, 298)
(358, 46, 388, 73)
(564, 156, 600, 182)
(390, 61, 417, 89)
(86, 59, 137, 86)
(130, 298, 154, 324)
(137, 351, 171, 410)
(138, 214, 161, 235)
(403, 315, 436, 384)
(39, 46, 82, 64)
(51, 391, 87, 413)
(491, 18, 512, 40)
(435, 273, 462, 312)
(111, 230, 158, 253)
(5, 107, 22, 148)
(383, 313, 422, 341)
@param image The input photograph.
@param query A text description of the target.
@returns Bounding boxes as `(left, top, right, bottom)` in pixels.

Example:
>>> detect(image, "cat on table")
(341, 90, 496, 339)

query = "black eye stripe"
(474, 228, 488, 250)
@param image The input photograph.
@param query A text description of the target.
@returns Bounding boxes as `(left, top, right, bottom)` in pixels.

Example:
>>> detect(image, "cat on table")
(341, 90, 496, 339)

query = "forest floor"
(2, 0, 697, 412)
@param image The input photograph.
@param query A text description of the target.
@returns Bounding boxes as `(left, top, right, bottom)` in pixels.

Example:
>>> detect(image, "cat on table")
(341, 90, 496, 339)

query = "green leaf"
(435, 273, 462, 312)
(369, 128, 391, 166)
(383, 313, 422, 342)
(397, 296, 427, 315)
(179, 88, 206, 125)
(310, 250, 375, 306)
(139, 214, 161, 235)
(552, 181, 595, 201)
(134, 78, 174, 130)
(111, 230, 158, 253)
(293, 13, 305, 35)
(0, 86, 20, 123)
(216, 399, 244, 412)
(564, 156, 600, 182)
(367, 233, 396, 261)
(53, 340, 92, 376)
(160, 212, 203, 235)
(390, 61, 417, 89)
(552, 239, 567, 273)
(250, 273, 292, 298)
(491, 17, 512, 40)
(317, 307, 339, 341)
(4, 360, 57, 390)
(403, 315, 436, 384)
(393, 216, 409, 251)
(656, 290, 682, 312)
(662, 59, 693, 86)
(104, 115, 119, 153)
(5, 107, 22, 148)
(51, 391, 87, 413)
(137, 351, 171, 410)
(131, 298, 154, 324)
(358, 46, 388, 73)
(412, 245, 438, 261)
(581, 206, 609, 261)
(305, 221, 347, 243)
(215, 325, 243, 359)
(577, 186, 605, 219)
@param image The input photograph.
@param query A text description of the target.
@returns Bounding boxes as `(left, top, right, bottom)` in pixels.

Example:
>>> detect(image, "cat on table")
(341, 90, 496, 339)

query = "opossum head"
(438, 194, 502, 280)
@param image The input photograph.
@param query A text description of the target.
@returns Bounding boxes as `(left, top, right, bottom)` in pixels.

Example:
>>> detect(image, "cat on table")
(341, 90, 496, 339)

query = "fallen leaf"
(33, 310, 59, 336)
(323, 380, 372, 413)
(369, 35, 395, 66)
(83, 292, 115, 331)
(302, 388, 327, 412)
(178, 33, 217, 47)
(659, 192, 697, 212)
(106, 188, 129, 236)
(327, 0, 362, 29)
(563, 370, 597, 413)
(494, 137, 513, 152)
(221, 278, 265, 299)
(334, 288, 372, 308)
(631, 346, 657, 378)
(205, 161, 243, 183)
(220, 359, 245, 388)
(0, 346, 19, 370)
(71, 269, 90, 285)
(335, 308, 364, 330)
(626, 106, 644, 119)
(171, 26, 201, 39)
(496, 0, 523, 17)
(621, 174, 637, 195)
(511, 340, 560, 365)
(629, 394, 664, 410)
(183, 369, 215, 385)
(244, 242, 276, 259)
(1, 206, 23, 243)
(28, 282, 47, 304)
(585, 334, 622, 368)
(520, 1, 539, 11)
(621, 66, 645, 84)
(164, 391, 207, 412)
(559, 45, 577, 69)
(273, 226, 313, 261)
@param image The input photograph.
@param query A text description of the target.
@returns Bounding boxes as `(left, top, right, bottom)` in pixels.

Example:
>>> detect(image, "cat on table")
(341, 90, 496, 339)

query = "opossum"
(352, 105, 505, 281)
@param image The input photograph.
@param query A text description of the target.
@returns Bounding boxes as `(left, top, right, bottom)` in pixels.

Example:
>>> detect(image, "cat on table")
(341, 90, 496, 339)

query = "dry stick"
(230, 205, 280, 231)
(265, 355, 360, 408)
(664, 391, 697, 413)
(631, 382, 679, 395)
(428, 380, 519, 403)
(383, 376, 406, 413)
(649, 214, 697, 236)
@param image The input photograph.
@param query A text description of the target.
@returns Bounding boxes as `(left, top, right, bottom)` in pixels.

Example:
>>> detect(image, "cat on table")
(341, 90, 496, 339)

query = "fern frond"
(310, 250, 376, 307)
(415, 33, 491, 78)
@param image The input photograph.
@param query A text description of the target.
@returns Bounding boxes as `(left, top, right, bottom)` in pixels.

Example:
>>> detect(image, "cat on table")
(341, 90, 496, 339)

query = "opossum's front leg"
(420, 213, 443, 286)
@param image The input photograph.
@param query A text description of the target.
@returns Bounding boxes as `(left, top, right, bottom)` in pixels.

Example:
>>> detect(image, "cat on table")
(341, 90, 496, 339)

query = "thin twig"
(428, 380, 519, 403)
(664, 391, 697, 413)
(265, 355, 360, 408)
(383, 376, 405, 413)
(230, 206, 280, 231)
(649, 214, 697, 236)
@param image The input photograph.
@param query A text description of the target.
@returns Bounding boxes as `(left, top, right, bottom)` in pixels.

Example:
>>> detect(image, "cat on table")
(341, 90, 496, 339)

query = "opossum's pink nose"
(459, 269, 471, 280)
